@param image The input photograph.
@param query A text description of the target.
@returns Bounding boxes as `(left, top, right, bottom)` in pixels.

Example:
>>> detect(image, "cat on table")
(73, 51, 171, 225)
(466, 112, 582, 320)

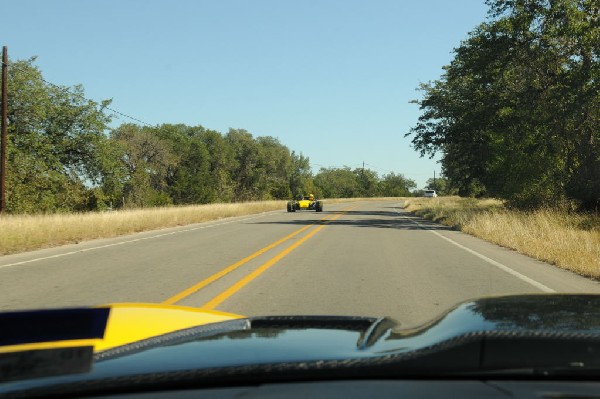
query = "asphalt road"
(1, 200, 599, 327)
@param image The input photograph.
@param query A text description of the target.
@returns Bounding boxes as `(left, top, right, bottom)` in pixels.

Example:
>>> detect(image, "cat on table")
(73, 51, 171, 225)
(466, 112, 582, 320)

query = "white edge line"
(427, 229, 556, 293)
(0, 211, 282, 270)
(394, 205, 556, 293)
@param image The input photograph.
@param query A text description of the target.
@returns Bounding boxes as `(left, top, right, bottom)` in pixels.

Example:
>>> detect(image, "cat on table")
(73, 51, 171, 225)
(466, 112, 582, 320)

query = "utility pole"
(361, 161, 365, 192)
(433, 170, 436, 190)
(0, 46, 7, 214)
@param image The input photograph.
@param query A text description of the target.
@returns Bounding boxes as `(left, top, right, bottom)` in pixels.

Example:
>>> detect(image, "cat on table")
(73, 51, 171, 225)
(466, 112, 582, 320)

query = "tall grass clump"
(406, 197, 600, 279)
(0, 201, 285, 256)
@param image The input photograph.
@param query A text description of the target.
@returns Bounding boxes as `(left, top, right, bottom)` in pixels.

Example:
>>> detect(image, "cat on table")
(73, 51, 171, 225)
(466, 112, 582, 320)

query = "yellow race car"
(287, 194, 323, 212)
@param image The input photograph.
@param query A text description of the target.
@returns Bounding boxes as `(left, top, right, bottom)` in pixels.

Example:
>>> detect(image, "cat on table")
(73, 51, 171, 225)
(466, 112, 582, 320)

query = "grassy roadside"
(0, 197, 395, 256)
(405, 197, 600, 280)
(0, 201, 286, 256)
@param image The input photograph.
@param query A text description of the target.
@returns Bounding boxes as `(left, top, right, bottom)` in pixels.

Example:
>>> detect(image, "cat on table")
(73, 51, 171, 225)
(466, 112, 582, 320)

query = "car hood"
(3, 294, 600, 396)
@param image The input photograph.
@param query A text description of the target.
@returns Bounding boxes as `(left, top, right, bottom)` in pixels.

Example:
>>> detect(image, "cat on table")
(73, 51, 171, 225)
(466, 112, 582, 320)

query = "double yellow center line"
(162, 206, 356, 309)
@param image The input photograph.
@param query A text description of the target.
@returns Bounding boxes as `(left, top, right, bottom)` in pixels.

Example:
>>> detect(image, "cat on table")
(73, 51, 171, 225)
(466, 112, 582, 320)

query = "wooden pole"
(0, 46, 8, 213)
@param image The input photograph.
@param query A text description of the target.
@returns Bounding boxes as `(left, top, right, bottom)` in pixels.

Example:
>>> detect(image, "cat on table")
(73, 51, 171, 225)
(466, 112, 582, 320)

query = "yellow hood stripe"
(0, 303, 242, 354)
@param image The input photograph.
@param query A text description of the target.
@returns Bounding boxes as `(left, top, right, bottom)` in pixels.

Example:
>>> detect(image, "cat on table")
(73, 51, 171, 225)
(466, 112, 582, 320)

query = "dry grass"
(406, 197, 600, 279)
(0, 197, 403, 256)
(10, 195, 595, 279)
(0, 201, 286, 256)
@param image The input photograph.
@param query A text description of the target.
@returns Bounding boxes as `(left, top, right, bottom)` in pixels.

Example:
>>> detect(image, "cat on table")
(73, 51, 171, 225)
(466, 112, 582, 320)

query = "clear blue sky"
(1, 0, 489, 189)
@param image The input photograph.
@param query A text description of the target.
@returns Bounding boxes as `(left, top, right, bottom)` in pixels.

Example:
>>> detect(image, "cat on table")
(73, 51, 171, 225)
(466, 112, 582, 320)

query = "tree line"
(407, 0, 599, 209)
(4, 58, 416, 213)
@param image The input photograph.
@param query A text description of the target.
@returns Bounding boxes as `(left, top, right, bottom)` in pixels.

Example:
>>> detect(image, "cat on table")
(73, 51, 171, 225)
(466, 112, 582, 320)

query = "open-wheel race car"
(287, 194, 323, 212)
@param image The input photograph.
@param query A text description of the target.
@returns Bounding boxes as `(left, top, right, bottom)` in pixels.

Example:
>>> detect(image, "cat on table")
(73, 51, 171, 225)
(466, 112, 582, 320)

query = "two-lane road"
(1, 201, 599, 327)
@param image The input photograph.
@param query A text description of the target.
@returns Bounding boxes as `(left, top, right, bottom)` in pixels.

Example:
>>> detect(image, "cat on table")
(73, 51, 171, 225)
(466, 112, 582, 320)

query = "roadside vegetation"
(3, 59, 415, 214)
(407, 0, 599, 211)
(0, 201, 285, 256)
(406, 197, 600, 279)
(0, 197, 408, 255)
(3, 196, 597, 282)
(404, 0, 599, 278)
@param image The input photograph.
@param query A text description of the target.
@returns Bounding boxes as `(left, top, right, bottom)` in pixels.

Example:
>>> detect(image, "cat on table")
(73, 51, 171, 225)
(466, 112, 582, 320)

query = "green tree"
(288, 151, 313, 197)
(200, 129, 235, 202)
(380, 173, 417, 197)
(155, 124, 215, 205)
(6, 58, 113, 213)
(314, 167, 360, 198)
(354, 168, 379, 197)
(424, 177, 457, 196)
(256, 136, 293, 199)
(407, 0, 600, 209)
(111, 124, 176, 207)
(226, 129, 262, 201)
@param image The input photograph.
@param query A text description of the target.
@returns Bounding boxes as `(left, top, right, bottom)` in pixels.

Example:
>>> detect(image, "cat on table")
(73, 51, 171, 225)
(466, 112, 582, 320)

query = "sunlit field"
(406, 197, 600, 279)
(0, 201, 286, 256)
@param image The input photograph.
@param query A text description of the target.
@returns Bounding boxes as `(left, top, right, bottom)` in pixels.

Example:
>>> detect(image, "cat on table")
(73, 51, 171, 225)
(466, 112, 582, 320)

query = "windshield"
(0, 0, 598, 335)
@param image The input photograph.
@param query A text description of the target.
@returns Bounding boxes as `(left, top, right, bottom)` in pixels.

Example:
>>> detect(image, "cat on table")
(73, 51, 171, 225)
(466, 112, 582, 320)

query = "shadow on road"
(250, 210, 453, 231)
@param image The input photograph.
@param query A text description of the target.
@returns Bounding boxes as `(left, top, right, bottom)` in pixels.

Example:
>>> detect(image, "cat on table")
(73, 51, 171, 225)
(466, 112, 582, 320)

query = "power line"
(1, 59, 158, 128)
